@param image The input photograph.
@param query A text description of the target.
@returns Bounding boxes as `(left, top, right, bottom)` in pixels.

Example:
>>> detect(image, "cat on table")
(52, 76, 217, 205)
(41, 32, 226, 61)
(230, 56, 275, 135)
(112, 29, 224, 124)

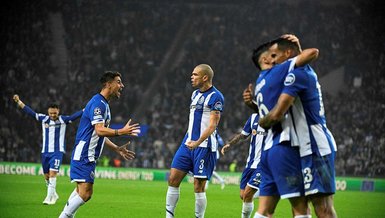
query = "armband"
(115, 129, 119, 136)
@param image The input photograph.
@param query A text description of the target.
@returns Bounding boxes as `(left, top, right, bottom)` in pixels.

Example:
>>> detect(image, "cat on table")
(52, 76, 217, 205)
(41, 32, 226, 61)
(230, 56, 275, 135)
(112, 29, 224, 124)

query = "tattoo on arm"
(227, 133, 248, 146)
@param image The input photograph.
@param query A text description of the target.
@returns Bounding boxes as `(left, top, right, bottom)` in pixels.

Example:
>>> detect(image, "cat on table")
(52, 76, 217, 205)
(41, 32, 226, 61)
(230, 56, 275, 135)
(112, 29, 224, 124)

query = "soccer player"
(258, 36, 338, 218)
(59, 71, 141, 218)
(13, 94, 83, 205)
(165, 64, 224, 218)
(244, 35, 320, 218)
(221, 113, 265, 218)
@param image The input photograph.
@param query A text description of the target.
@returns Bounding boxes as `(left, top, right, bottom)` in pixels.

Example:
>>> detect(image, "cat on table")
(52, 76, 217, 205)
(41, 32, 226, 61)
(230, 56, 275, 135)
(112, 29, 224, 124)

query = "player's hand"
(221, 144, 230, 155)
(281, 34, 302, 52)
(185, 140, 199, 150)
(121, 119, 141, 136)
(243, 84, 254, 106)
(13, 94, 20, 103)
(117, 141, 135, 160)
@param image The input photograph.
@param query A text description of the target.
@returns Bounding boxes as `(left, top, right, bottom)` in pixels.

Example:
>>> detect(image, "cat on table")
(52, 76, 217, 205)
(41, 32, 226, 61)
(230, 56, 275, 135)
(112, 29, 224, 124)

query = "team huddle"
(13, 34, 337, 218)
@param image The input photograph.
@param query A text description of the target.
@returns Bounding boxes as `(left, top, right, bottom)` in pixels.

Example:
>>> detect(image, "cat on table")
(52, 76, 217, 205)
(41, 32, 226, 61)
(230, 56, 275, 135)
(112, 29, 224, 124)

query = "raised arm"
(258, 93, 295, 129)
(62, 109, 84, 123)
(186, 110, 221, 150)
(295, 48, 319, 67)
(13, 94, 41, 120)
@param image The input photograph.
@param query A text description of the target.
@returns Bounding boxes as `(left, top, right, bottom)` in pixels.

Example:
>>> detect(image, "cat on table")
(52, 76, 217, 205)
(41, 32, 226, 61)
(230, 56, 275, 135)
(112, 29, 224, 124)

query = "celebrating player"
(258, 35, 338, 218)
(221, 113, 265, 218)
(13, 94, 83, 205)
(165, 64, 224, 218)
(59, 71, 140, 218)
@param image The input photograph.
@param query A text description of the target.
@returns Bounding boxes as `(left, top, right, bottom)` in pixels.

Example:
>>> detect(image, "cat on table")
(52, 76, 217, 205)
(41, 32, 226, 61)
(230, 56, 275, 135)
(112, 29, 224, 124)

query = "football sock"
(294, 215, 312, 218)
(242, 202, 254, 218)
(212, 171, 224, 184)
(59, 194, 85, 218)
(166, 186, 180, 218)
(69, 188, 78, 200)
(47, 177, 56, 197)
(195, 192, 207, 218)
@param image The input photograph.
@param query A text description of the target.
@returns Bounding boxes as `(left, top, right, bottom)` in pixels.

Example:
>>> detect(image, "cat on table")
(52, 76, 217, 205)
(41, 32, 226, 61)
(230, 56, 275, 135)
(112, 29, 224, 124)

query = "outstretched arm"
(94, 119, 140, 137)
(258, 93, 295, 129)
(221, 133, 249, 155)
(186, 110, 221, 150)
(105, 138, 135, 160)
(13, 94, 25, 109)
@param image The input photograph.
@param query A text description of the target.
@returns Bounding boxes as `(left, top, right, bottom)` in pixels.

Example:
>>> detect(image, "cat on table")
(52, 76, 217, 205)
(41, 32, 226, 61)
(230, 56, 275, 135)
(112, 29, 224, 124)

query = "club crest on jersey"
(198, 96, 205, 104)
(94, 107, 102, 115)
(213, 101, 223, 111)
(284, 73, 295, 86)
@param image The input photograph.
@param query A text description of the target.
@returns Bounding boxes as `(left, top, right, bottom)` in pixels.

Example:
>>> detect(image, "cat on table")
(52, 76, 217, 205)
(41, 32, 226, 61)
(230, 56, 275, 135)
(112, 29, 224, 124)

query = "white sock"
(166, 186, 180, 218)
(69, 188, 78, 200)
(253, 212, 268, 218)
(47, 177, 57, 197)
(195, 192, 207, 218)
(242, 202, 254, 218)
(294, 215, 312, 218)
(59, 193, 85, 218)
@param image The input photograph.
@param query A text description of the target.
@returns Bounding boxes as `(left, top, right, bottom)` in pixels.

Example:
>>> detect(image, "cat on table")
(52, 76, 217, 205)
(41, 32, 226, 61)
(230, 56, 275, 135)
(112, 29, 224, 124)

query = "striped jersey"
(282, 64, 337, 157)
(255, 58, 296, 150)
(241, 113, 265, 169)
(22, 105, 83, 153)
(72, 94, 111, 162)
(185, 86, 224, 152)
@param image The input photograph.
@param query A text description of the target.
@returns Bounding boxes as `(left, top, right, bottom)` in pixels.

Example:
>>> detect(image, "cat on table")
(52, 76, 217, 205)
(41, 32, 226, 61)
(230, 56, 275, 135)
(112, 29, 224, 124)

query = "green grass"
(0, 174, 384, 217)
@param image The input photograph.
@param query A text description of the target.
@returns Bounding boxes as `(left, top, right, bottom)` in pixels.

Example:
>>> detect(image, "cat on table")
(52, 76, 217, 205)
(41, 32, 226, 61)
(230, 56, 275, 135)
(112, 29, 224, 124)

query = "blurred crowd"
(2, 0, 384, 177)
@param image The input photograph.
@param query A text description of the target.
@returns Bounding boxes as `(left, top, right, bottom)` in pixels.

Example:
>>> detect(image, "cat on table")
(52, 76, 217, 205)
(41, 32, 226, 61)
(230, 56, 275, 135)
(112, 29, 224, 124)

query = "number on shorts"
(199, 159, 204, 170)
(54, 159, 60, 168)
(303, 167, 313, 189)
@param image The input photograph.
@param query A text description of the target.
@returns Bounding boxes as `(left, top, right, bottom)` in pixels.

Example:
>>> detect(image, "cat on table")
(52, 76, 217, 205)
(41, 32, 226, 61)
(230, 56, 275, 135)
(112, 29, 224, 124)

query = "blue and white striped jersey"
(255, 58, 296, 150)
(22, 105, 83, 153)
(185, 86, 224, 152)
(72, 94, 111, 162)
(241, 113, 264, 169)
(282, 65, 337, 157)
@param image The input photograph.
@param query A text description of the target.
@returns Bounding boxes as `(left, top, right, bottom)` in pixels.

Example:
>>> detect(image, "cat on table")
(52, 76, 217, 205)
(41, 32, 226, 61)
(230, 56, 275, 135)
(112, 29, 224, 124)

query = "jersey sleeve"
(241, 116, 252, 136)
(208, 93, 224, 112)
(22, 105, 47, 121)
(61, 110, 83, 124)
(281, 66, 310, 98)
(89, 101, 106, 126)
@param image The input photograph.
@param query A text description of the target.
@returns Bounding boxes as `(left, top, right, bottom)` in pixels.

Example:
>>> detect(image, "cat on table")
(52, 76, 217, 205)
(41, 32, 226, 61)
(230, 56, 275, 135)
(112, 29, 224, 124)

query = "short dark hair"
(251, 41, 273, 70)
(271, 37, 301, 55)
(100, 71, 121, 86)
(48, 104, 59, 109)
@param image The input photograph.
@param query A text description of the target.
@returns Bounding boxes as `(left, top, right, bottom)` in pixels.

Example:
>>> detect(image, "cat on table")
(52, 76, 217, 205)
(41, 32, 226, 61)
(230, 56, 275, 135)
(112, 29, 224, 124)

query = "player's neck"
(199, 83, 212, 92)
(99, 90, 110, 101)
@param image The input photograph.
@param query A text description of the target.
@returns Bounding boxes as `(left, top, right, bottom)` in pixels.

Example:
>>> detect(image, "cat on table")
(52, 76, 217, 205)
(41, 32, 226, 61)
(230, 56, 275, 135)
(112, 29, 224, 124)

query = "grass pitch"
(0, 174, 384, 217)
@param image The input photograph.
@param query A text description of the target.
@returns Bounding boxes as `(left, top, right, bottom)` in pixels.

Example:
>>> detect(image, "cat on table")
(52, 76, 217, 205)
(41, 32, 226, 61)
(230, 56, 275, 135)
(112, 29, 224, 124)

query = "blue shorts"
(70, 159, 96, 183)
(171, 143, 217, 180)
(41, 152, 63, 174)
(302, 152, 336, 195)
(259, 144, 304, 199)
(240, 167, 261, 190)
